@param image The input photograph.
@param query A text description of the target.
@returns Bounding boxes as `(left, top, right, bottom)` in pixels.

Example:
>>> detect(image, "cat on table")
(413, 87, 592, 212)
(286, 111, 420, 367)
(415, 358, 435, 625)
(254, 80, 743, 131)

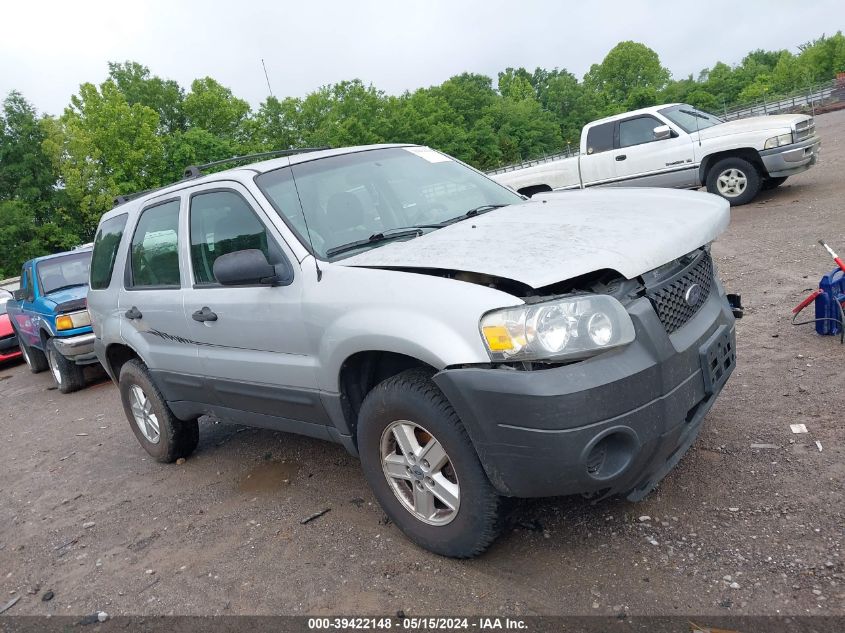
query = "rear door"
(578, 121, 617, 186)
(181, 182, 327, 428)
(117, 196, 204, 400)
(610, 114, 696, 187)
(13, 264, 39, 347)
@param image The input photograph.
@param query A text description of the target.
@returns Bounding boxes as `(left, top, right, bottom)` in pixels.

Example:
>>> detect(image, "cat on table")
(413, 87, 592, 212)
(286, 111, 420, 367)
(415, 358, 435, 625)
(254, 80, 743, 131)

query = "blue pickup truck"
(7, 247, 99, 393)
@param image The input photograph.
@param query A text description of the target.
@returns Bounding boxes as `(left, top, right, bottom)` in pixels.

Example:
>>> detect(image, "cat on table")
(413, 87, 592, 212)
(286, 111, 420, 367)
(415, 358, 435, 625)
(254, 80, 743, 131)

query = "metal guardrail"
(722, 79, 839, 120)
(0, 276, 21, 292)
(486, 147, 580, 176)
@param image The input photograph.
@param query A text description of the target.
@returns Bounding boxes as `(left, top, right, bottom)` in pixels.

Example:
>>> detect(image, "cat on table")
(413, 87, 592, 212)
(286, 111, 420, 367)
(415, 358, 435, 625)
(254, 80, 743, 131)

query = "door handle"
(615, 154, 627, 161)
(124, 306, 143, 320)
(192, 307, 218, 323)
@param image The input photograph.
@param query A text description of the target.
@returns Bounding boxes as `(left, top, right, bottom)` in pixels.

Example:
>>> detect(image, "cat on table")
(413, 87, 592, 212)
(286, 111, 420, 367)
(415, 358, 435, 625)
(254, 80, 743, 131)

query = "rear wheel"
(45, 338, 86, 394)
(18, 334, 48, 374)
(357, 369, 501, 558)
(762, 176, 788, 190)
(118, 359, 199, 463)
(706, 157, 762, 206)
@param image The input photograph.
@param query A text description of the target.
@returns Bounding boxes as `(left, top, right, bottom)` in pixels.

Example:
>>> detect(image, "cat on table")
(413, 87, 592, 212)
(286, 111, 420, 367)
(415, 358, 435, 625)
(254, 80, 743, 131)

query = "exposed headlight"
(480, 295, 635, 362)
(764, 133, 793, 149)
(56, 310, 91, 331)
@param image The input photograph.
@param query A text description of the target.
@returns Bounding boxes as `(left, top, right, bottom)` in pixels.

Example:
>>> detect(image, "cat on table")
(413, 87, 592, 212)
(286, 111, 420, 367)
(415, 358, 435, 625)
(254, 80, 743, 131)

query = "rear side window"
(189, 190, 272, 285)
(90, 214, 128, 289)
(586, 122, 614, 154)
(619, 116, 662, 148)
(129, 200, 181, 289)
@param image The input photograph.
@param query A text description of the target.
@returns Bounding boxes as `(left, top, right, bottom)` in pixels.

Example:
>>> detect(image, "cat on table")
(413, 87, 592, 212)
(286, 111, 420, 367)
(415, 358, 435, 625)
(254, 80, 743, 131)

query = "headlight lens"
(764, 133, 793, 149)
(56, 309, 91, 331)
(480, 295, 635, 362)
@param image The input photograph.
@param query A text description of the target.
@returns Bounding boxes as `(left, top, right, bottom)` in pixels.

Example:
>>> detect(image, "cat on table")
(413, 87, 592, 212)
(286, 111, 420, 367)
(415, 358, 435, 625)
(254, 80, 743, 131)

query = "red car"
(0, 290, 22, 364)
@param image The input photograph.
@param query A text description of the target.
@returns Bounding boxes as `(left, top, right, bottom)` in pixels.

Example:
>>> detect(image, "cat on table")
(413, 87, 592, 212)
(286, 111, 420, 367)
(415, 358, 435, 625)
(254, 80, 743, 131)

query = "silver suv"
(88, 145, 738, 557)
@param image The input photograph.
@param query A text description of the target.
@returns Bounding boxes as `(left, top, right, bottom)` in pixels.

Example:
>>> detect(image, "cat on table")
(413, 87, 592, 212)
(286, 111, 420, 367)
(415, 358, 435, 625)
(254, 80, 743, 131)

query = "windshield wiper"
(45, 283, 87, 295)
(437, 204, 509, 227)
(325, 228, 425, 258)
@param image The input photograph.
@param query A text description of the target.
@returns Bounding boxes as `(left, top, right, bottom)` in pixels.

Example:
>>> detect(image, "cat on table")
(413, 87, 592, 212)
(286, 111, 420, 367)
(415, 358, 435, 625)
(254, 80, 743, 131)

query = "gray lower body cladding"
(433, 289, 736, 499)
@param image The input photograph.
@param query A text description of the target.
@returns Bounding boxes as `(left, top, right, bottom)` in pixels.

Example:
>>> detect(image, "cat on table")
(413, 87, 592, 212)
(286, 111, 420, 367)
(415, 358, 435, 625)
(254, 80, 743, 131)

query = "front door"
(181, 183, 326, 427)
(610, 114, 697, 187)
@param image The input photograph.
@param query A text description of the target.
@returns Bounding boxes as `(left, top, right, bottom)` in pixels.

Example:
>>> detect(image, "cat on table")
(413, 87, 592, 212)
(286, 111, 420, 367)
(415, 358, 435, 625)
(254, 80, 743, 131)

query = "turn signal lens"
(56, 310, 91, 331)
(482, 325, 514, 351)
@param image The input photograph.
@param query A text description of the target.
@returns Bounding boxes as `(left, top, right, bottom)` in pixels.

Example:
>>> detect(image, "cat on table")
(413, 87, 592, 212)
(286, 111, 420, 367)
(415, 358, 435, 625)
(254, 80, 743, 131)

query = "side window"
(20, 267, 28, 291)
(90, 214, 128, 290)
(618, 116, 663, 148)
(585, 123, 614, 154)
(129, 200, 181, 289)
(189, 190, 272, 285)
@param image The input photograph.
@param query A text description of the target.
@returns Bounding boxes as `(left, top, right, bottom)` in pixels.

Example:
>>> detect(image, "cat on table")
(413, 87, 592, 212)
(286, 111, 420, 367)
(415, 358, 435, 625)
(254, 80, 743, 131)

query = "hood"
(697, 114, 808, 140)
(0, 313, 12, 338)
(42, 285, 89, 310)
(339, 188, 730, 289)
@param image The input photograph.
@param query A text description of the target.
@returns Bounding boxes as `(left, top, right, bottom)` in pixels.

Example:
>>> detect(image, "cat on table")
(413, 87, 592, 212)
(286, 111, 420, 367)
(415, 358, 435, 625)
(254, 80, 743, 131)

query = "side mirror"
(653, 125, 672, 141)
(12, 289, 25, 301)
(213, 249, 287, 286)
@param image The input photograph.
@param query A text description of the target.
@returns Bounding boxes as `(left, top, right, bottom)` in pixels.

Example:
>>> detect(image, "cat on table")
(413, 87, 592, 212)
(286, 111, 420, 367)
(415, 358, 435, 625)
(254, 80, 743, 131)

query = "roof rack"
(113, 147, 330, 208)
(182, 147, 330, 180)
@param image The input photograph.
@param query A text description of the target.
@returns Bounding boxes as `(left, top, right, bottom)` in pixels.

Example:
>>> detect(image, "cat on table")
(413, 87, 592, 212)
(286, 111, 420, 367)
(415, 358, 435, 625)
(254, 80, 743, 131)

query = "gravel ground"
(1, 111, 844, 619)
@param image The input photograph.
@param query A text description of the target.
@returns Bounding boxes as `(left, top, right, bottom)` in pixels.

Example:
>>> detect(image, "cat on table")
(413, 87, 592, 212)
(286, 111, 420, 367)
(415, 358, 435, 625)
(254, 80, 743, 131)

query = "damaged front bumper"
(434, 284, 737, 500)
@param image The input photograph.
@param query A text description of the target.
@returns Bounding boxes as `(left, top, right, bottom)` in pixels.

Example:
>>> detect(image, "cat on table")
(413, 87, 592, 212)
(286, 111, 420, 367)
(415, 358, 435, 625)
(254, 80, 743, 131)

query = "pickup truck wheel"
(118, 359, 199, 463)
(45, 338, 86, 394)
(762, 176, 788, 190)
(18, 335, 48, 374)
(706, 157, 761, 206)
(357, 369, 501, 558)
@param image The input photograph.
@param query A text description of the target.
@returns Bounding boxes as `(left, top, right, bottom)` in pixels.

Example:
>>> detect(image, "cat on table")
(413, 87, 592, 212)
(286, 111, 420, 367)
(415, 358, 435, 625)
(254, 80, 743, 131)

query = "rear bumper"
(53, 333, 97, 364)
(760, 136, 821, 177)
(434, 288, 736, 500)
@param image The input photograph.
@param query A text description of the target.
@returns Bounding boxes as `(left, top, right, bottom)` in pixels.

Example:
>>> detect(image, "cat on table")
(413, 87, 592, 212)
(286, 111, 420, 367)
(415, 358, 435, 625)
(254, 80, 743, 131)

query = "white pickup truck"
(490, 103, 821, 205)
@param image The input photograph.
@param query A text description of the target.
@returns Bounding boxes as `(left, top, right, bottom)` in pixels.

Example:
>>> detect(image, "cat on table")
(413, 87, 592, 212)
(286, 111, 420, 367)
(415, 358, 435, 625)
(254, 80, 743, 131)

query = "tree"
(108, 61, 186, 134)
(584, 41, 671, 106)
(498, 67, 535, 100)
(184, 77, 250, 141)
(51, 80, 165, 235)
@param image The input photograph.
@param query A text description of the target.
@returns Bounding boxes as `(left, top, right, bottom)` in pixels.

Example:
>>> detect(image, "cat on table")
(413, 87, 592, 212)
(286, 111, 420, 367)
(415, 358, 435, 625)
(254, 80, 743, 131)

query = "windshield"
(36, 251, 92, 295)
(659, 104, 724, 134)
(255, 147, 523, 260)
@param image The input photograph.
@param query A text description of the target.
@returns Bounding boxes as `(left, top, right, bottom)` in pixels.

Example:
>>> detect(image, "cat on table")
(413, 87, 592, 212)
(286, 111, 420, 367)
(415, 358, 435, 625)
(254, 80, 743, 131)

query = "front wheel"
(18, 334, 48, 374)
(118, 359, 199, 463)
(357, 369, 501, 558)
(706, 157, 762, 206)
(45, 338, 86, 394)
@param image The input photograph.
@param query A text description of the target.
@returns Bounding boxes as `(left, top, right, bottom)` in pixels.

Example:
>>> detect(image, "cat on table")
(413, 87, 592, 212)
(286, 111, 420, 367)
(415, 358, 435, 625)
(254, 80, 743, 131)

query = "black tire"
(45, 338, 86, 394)
(706, 157, 762, 206)
(17, 332, 48, 374)
(118, 359, 199, 463)
(762, 176, 788, 190)
(357, 369, 501, 558)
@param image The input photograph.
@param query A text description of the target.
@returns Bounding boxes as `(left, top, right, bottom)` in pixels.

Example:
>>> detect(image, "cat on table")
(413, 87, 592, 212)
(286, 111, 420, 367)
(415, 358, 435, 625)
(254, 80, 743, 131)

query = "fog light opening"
(585, 431, 637, 481)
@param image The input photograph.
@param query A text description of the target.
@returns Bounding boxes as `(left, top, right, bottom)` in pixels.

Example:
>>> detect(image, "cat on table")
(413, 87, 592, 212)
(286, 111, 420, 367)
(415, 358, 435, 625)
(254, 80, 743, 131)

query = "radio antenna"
(261, 58, 274, 98)
(288, 170, 323, 282)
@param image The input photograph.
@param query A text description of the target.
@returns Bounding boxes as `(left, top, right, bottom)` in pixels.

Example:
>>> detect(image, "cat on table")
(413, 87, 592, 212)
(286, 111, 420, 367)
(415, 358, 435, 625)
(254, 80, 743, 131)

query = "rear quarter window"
(90, 214, 128, 290)
(586, 122, 614, 155)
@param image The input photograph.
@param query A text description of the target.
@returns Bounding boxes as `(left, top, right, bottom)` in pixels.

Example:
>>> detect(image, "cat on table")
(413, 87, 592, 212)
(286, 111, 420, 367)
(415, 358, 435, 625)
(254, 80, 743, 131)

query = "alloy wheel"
(47, 349, 62, 385)
(129, 384, 160, 444)
(380, 420, 460, 525)
(716, 168, 747, 198)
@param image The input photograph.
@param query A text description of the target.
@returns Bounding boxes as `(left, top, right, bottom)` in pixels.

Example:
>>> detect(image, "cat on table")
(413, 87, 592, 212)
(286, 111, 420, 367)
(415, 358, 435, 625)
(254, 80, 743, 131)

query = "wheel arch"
(699, 148, 766, 184)
(517, 184, 553, 198)
(338, 350, 438, 446)
(104, 342, 142, 383)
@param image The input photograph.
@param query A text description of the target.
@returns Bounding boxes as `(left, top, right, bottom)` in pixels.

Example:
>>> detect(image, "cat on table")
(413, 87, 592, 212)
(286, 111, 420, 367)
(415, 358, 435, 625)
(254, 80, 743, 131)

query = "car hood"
(0, 313, 12, 338)
(338, 188, 730, 288)
(42, 285, 89, 309)
(697, 114, 809, 140)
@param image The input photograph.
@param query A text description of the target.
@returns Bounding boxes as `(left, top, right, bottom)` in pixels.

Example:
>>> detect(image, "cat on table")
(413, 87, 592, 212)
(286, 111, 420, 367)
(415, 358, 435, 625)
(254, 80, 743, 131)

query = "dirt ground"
(1, 111, 844, 620)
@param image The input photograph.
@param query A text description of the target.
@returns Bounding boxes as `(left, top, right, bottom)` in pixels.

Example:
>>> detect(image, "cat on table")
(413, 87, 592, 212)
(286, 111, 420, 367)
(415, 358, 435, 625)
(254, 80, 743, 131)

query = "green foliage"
(1, 31, 844, 275)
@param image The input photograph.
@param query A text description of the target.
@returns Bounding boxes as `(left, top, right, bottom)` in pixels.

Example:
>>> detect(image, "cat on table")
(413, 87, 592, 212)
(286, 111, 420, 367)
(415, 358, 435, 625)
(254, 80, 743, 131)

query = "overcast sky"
(2, 0, 843, 116)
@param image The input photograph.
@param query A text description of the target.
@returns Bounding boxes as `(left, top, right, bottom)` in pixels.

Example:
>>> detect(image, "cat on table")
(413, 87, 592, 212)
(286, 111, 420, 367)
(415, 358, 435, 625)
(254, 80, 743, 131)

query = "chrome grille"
(794, 118, 815, 142)
(646, 250, 714, 335)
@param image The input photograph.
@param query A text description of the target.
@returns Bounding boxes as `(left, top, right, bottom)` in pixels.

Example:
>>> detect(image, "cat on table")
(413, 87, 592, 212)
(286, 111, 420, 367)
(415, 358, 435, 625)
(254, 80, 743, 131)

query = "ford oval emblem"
(684, 283, 702, 307)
